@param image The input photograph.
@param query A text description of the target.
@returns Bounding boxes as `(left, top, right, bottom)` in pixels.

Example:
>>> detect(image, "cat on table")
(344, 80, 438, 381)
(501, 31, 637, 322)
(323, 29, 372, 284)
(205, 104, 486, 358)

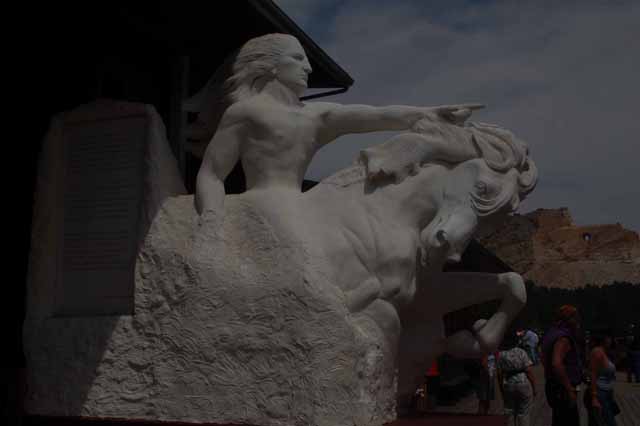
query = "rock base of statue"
(24, 195, 397, 426)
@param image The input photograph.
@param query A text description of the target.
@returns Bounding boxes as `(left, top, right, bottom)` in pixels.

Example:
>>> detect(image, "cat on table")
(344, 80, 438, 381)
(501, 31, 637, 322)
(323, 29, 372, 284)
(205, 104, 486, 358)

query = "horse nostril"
(436, 230, 448, 247)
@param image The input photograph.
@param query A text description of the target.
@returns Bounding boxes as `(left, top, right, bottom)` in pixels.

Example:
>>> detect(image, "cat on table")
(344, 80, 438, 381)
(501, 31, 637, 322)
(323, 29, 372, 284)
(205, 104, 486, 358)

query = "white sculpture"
(183, 33, 481, 215)
(23, 33, 538, 426)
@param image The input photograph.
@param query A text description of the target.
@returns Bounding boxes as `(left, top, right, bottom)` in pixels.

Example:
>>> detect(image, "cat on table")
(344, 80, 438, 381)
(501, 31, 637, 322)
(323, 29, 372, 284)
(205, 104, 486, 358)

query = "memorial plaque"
(54, 110, 147, 316)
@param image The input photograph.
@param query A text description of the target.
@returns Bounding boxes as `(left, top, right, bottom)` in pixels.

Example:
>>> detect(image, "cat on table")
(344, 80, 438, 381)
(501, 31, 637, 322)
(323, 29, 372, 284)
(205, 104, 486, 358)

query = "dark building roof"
(29, 2, 352, 99)
(113, 2, 354, 91)
(23, 2, 353, 118)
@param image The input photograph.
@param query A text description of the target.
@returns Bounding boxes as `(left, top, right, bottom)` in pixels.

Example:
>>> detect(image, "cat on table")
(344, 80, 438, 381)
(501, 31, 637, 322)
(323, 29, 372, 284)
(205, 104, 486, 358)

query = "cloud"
(275, 0, 640, 231)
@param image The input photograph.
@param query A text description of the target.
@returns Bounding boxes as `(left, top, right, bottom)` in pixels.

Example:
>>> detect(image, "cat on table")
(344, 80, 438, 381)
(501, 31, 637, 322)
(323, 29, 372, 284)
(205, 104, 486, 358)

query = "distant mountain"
(477, 208, 640, 288)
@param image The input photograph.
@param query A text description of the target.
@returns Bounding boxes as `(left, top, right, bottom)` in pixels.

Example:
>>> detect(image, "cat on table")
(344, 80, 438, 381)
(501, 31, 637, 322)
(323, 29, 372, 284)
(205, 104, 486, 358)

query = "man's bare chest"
(249, 109, 319, 147)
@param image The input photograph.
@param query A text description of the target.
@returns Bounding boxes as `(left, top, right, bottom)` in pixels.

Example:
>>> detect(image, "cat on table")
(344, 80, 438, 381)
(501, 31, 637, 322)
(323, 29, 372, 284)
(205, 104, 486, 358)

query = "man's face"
(275, 38, 312, 95)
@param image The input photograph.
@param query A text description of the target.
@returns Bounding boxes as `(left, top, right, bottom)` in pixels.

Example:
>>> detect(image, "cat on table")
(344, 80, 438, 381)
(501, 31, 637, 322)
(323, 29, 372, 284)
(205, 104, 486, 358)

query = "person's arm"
(552, 337, 577, 403)
(589, 348, 604, 410)
(481, 354, 489, 372)
(313, 102, 484, 144)
(524, 366, 537, 397)
(194, 110, 245, 215)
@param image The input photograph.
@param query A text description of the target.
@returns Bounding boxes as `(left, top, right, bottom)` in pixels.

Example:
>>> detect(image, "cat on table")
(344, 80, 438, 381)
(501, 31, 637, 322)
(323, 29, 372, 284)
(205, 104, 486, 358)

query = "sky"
(274, 0, 640, 232)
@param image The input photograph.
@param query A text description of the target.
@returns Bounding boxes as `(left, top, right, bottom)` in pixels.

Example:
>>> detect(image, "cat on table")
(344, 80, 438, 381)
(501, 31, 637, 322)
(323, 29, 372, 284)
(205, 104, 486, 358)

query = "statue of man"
(184, 33, 482, 215)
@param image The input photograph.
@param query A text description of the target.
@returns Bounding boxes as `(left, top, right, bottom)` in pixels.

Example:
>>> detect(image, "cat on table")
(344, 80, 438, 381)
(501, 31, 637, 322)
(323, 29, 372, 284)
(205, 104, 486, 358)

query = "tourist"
(498, 332, 536, 426)
(518, 328, 540, 365)
(585, 329, 621, 426)
(627, 334, 640, 383)
(473, 352, 497, 415)
(541, 305, 583, 426)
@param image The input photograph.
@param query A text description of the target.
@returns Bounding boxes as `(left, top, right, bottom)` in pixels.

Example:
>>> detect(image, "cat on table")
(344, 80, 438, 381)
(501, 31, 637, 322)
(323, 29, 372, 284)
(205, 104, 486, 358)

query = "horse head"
(359, 120, 538, 268)
(430, 125, 537, 268)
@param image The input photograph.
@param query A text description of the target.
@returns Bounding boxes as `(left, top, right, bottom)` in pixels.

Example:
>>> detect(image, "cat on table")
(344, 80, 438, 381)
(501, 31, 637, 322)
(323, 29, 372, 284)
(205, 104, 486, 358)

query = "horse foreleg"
(345, 276, 382, 313)
(412, 271, 526, 357)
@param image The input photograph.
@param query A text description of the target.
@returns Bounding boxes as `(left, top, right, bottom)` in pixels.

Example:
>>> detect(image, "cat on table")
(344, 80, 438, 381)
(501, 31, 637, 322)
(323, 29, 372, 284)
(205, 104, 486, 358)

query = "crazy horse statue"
(23, 33, 537, 426)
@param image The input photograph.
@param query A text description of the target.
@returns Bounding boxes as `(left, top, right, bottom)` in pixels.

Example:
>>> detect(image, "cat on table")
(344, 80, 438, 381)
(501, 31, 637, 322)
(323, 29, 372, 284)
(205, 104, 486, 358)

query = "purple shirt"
(542, 324, 583, 386)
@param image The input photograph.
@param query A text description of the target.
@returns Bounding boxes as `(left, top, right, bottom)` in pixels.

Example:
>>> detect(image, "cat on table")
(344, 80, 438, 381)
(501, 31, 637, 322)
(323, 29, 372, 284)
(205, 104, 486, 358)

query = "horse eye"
(475, 181, 488, 194)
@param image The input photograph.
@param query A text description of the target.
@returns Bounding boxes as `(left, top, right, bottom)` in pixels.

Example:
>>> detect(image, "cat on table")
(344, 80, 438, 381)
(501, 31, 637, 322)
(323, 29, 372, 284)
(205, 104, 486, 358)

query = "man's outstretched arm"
(311, 102, 484, 144)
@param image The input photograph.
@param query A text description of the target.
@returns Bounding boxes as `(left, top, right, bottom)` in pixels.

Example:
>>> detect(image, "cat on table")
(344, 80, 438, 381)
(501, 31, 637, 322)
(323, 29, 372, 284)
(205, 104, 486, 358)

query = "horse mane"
(465, 121, 538, 201)
(319, 120, 538, 212)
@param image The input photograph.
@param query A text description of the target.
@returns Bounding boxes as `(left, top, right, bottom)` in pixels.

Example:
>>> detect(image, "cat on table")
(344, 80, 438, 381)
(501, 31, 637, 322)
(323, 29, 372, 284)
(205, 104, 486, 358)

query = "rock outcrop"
(478, 208, 640, 288)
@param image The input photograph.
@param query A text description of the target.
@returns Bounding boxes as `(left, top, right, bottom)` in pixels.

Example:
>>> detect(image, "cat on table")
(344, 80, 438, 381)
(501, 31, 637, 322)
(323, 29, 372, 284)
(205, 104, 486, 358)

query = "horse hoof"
(472, 319, 488, 332)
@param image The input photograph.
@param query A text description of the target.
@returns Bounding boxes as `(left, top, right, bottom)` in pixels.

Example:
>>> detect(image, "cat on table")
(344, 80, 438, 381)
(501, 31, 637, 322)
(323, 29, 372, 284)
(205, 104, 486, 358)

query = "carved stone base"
(24, 196, 397, 426)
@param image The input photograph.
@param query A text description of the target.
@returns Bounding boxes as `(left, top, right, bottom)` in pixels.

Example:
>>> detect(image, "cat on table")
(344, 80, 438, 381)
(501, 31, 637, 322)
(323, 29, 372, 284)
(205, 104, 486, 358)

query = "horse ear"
(359, 149, 383, 179)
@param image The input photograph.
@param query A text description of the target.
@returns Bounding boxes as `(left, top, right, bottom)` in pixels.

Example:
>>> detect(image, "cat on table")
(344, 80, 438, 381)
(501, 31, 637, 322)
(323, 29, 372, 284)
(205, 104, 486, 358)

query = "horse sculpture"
(301, 120, 537, 408)
(23, 116, 537, 426)
(194, 118, 538, 422)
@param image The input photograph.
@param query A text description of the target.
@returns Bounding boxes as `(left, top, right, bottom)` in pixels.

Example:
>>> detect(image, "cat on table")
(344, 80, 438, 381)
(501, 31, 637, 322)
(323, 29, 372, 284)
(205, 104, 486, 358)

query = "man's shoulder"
(224, 100, 256, 118)
(218, 101, 264, 128)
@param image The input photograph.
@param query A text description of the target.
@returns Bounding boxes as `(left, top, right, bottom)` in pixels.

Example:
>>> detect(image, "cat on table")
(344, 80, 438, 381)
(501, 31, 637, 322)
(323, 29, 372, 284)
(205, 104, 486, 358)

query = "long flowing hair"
(183, 33, 300, 149)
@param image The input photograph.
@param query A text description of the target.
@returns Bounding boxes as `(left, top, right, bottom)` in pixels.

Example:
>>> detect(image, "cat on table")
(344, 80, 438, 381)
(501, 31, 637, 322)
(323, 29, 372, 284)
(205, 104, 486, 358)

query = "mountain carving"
(477, 208, 640, 288)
